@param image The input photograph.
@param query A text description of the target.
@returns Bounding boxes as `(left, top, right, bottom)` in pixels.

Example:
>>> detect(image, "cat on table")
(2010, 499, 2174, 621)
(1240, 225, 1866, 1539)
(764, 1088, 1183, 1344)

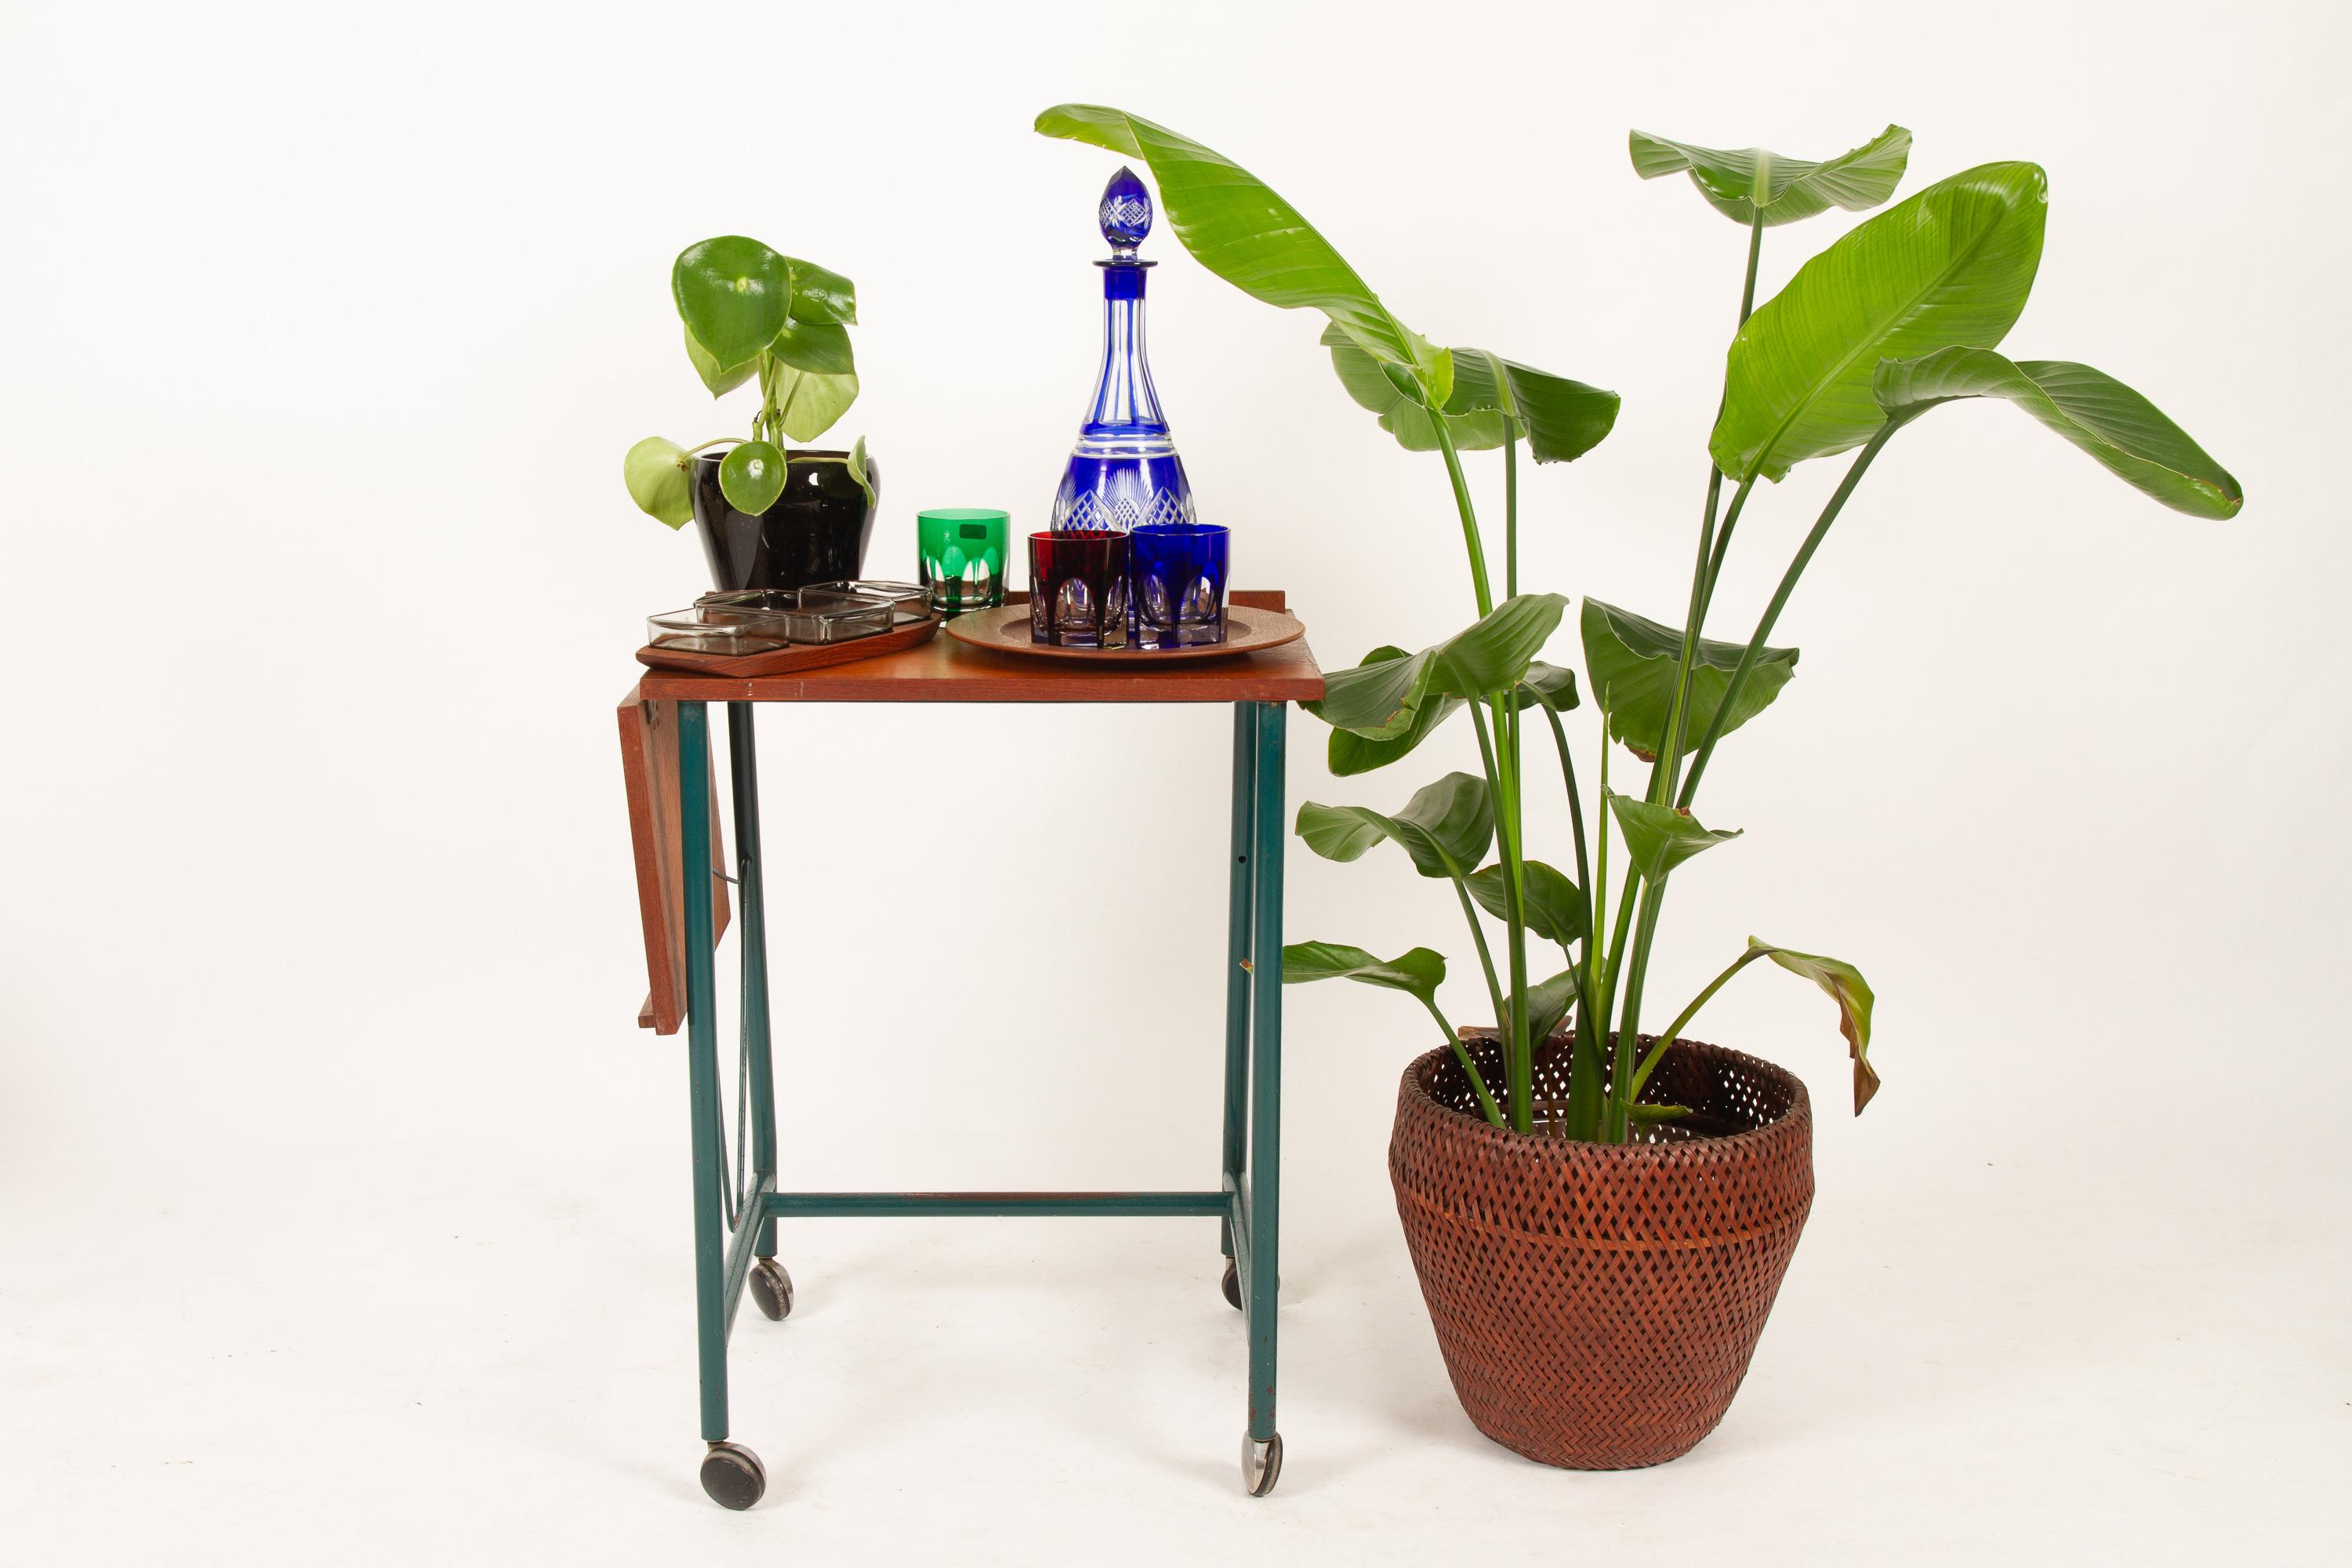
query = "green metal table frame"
(670, 696, 1290, 1507)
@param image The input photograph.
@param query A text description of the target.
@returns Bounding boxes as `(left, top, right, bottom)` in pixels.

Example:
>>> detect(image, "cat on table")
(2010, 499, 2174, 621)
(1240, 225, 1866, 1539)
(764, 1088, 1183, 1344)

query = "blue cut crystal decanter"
(1048, 166, 1197, 534)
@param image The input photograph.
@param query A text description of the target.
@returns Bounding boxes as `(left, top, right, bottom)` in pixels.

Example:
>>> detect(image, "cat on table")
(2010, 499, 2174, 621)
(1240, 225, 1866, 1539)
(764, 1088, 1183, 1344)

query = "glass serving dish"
(646, 604, 796, 657)
(662, 586, 896, 648)
(798, 579, 930, 624)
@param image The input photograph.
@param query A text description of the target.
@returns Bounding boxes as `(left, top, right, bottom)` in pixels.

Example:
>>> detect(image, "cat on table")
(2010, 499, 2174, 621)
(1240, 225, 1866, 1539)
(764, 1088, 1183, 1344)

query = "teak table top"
(633, 590, 1325, 705)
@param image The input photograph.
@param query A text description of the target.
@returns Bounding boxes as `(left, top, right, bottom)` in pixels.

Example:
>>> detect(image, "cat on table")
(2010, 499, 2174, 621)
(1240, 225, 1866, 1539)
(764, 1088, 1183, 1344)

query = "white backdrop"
(3, 2, 2343, 1562)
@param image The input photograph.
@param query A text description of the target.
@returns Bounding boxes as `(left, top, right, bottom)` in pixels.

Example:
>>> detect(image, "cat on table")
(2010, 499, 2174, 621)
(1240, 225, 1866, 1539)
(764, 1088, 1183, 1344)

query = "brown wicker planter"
(1389, 1030, 1814, 1468)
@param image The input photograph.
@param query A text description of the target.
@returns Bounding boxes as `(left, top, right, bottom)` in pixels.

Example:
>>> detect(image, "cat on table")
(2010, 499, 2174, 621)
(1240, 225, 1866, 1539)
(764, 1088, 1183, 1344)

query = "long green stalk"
(1678, 420, 1904, 811)
(1504, 432, 1519, 600)
(1631, 946, 1767, 1097)
(1451, 877, 1510, 1033)
(1422, 998, 1504, 1127)
(1434, 423, 1495, 619)
(1541, 705, 1590, 899)
(1500, 432, 1531, 1112)
(1468, 698, 1532, 1131)
(1429, 416, 1532, 1130)
(1699, 478, 1753, 622)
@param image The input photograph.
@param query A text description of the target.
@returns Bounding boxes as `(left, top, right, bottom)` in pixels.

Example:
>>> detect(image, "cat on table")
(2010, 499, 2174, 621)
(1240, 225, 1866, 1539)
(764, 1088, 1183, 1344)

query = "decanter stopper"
(1098, 166, 1152, 259)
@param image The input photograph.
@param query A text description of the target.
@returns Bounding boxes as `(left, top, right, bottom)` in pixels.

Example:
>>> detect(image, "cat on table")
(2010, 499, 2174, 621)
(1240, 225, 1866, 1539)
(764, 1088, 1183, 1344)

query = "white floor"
(6, 1091, 2341, 1565)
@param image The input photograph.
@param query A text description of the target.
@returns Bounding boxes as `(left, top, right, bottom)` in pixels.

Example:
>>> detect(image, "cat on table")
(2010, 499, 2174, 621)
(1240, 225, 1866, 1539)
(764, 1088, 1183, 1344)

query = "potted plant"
(1036, 107, 2241, 1467)
(622, 236, 880, 591)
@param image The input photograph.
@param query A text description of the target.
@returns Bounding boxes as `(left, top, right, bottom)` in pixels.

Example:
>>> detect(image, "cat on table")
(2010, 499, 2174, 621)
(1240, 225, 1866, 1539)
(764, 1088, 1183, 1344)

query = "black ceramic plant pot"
(691, 447, 880, 592)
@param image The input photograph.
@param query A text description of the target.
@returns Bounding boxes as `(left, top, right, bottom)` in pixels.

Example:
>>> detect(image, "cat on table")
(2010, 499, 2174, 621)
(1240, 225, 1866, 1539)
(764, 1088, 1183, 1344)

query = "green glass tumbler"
(916, 508, 1011, 614)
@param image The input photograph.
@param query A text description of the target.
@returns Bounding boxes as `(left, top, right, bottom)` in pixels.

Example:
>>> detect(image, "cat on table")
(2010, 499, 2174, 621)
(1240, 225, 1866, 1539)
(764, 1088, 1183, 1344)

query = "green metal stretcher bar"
(670, 691, 1292, 1510)
(765, 1191, 1232, 1218)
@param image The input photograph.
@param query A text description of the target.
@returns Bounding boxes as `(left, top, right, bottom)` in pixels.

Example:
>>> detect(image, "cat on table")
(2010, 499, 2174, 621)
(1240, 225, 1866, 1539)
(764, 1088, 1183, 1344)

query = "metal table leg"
(679, 701, 777, 1510)
(1241, 699, 1287, 1497)
(728, 703, 792, 1326)
(1218, 702, 1258, 1308)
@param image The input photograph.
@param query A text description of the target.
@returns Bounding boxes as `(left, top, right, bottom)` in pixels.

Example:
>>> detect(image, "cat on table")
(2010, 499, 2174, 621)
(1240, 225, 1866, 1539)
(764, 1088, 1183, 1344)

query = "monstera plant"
(1036, 104, 2241, 1469)
(622, 236, 872, 529)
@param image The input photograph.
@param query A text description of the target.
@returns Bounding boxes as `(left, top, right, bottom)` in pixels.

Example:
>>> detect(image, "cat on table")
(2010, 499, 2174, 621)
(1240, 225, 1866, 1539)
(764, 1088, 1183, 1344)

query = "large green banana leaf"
(1034, 104, 1451, 399)
(1324, 655, 1575, 778)
(1466, 859, 1584, 946)
(1581, 598, 1797, 760)
(1873, 348, 2241, 519)
(1307, 594, 1567, 740)
(1711, 162, 2049, 482)
(1295, 773, 1494, 880)
(1629, 125, 1911, 227)
(1604, 793, 1742, 881)
(1281, 940, 1447, 1005)
(1321, 326, 1620, 465)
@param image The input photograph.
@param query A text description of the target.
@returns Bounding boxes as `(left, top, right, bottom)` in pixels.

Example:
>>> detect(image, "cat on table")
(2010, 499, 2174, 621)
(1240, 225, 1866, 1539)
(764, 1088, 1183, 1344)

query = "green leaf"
(1605, 793, 1741, 881)
(1628, 125, 1911, 227)
(1306, 594, 1568, 739)
(717, 439, 786, 514)
(1581, 598, 1796, 760)
(1626, 1102, 1692, 1123)
(842, 434, 876, 507)
(770, 318, 856, 376)
(684, 325, 759, 397)
(622, 436, 693, 529)
(1321, 326, 1620, 466)
(1872, 348, 2242, 520)
(1326, 647, 1466, 777)
(1748, 938, 1879, 1112)
(1524, 966, 1581, 1049)
(1280, 941, 1446, 1011)
(673, 237, 793, 370)
(769, 365, 860, 443)
(782, 256, 857, 326)
(1466, 859, 1584, 946)
(1712, 162, 2049, 482)
(1035, 103, 1450, 400)
(1515, 661, 1581, 714)
(1295, 773, 1493, 880)
(785, 437, 879, 509)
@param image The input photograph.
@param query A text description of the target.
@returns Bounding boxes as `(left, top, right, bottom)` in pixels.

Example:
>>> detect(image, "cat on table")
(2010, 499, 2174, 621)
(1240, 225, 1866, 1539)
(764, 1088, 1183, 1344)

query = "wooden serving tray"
(637, 612, 942, 676)
(942, 602, 1305, 663)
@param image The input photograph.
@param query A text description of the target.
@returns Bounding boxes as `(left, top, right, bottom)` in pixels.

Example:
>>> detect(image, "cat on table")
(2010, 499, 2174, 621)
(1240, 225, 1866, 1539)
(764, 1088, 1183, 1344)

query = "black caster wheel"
(1241, 1432, 1283, 1497)
(1220, 1258, 1243, 1311)
(700, 1441, 766, 1510)
(748, 1258, 793, 1322)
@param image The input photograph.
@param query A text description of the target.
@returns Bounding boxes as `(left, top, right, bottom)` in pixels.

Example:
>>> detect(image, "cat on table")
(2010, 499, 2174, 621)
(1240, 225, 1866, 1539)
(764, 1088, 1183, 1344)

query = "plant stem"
(1504, 432, 1519, 601)
(755, 352, 779, 445)
(1678, 419, 1904, 811)
(1468, 699, 1532, 1133)
(1541, 705, 1591, 905)
(685, 437, 744, 456)
(1659, 212, 1767, 798)
(1427, 1000, 1506, 1127)
(1432, 422, 1495, 618)
(1738, 209, 1766, 323)
(1609, 879, 1667, 1143)
(1698, 476, 1755, 625)
(1654, 483, 1726, 798)
(1450, 876, 1510, 1035)
(1631, 946, 1766, 1097)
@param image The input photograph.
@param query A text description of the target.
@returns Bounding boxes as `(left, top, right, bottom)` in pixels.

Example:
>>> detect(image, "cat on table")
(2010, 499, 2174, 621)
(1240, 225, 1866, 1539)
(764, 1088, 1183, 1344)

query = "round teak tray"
(943, 603, 1304, 663)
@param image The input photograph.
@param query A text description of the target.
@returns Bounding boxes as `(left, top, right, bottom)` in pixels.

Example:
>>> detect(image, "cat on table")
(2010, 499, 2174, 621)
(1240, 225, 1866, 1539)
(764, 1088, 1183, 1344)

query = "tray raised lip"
(942, 603, 1304, 664)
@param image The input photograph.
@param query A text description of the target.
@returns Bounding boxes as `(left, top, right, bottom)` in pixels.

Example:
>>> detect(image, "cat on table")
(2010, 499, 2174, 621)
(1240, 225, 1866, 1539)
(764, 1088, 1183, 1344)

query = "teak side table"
(618, 590, 1323, 1510)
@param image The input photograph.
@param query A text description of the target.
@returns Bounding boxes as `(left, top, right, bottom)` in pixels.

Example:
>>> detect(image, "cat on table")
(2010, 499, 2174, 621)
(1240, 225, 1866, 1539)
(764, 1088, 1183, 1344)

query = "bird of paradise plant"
(1034, 106, 2241, 1142)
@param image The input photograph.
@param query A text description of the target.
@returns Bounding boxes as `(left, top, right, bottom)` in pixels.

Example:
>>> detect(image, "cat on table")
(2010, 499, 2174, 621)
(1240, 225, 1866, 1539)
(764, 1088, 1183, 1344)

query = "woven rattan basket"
(1390, 1031, 1814, 1468)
